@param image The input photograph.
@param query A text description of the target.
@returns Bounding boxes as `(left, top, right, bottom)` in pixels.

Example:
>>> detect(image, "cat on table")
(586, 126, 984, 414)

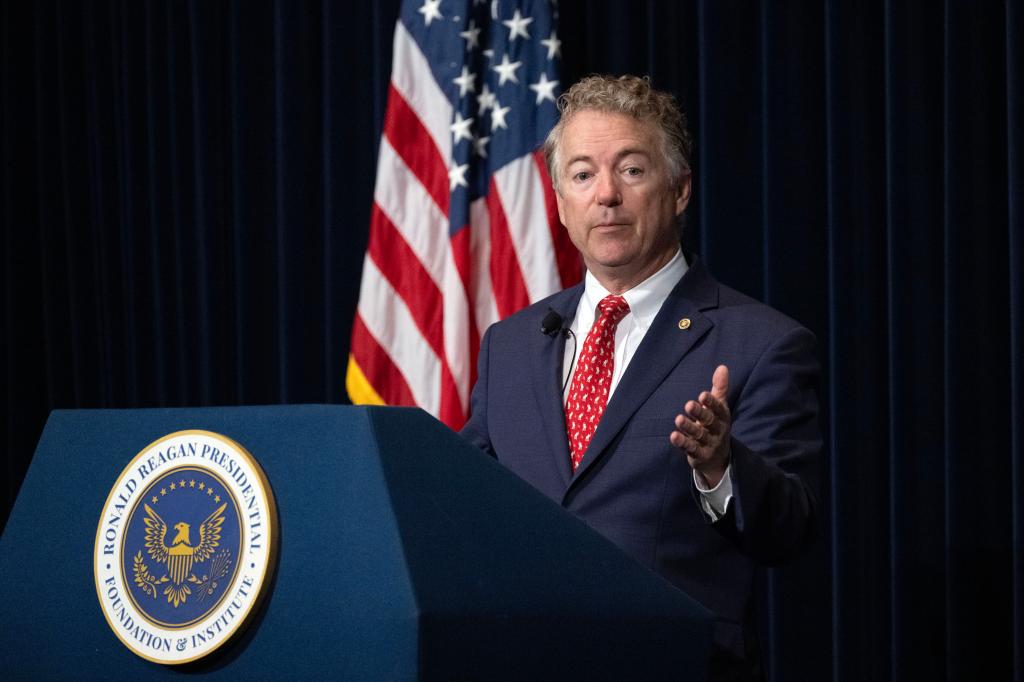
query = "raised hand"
(670, 365, 732, 487)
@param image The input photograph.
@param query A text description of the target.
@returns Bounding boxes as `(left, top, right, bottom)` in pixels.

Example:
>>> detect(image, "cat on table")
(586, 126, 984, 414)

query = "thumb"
(711, 364, 729, 402)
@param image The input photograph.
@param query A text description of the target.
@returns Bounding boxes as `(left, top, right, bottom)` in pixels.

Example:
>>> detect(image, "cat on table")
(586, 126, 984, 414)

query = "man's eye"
(573, 171, 592, 182)
(624, 167, 643, 176)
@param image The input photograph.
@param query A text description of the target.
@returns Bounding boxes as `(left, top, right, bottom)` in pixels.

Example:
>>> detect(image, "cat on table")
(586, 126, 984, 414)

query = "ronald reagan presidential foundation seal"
(93, 430, 278, 664)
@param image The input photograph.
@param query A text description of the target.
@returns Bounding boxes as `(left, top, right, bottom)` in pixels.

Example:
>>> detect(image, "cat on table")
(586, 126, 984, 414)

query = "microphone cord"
(540, 307, 578, 394)
(561, 328, 578, 394)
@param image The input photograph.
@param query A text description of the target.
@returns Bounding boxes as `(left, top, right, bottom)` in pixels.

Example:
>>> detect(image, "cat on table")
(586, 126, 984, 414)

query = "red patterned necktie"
(565, 295, 631, 471)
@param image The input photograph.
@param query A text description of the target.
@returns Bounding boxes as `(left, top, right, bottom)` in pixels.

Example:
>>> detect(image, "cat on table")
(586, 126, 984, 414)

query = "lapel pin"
(678, 318, 691, 330)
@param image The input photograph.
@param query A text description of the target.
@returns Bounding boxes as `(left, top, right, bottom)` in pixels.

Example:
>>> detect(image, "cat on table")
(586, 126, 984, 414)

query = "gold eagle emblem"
(138, 502, 226, 607)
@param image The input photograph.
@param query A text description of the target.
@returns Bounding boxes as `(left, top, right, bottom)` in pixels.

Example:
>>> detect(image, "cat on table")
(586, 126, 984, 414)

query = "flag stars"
(503, 8, 533, 41)
(450, 112, 474, 143)
(529, 73, 558, 104)
(472, 133, 490, 158)
(179, 479, 186, 487)
(207, 487, 214, 496)
(541, 31, 562, 59)
(215, 495, 221, 503)
(160, 488, 167, 496)
(493, 53, 522, 85)
(170, 482, 176, 490)
(418, 0, 443, 26)
(151, 495, 158, 504)
(453, 66, 476, 97)
(477, 83, 496, 112)
(198, 482, 205, 490)
(459, 19, 481, 50)
(449, 162, 470, 190)
(490, 102, 511, 130)
(189, 480, 196, 487)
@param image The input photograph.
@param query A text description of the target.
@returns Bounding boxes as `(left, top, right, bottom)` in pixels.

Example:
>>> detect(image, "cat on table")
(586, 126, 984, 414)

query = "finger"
(669, 429, 700, 455)
(684, 402, 719, 441)
(692, 393, 716, 419)
(674, 415, 715, 451)
(674, 414, 705, 441)
(710, 364, 729, 402)
(699, 390, 731, 424)
(684, 400, 705, 422)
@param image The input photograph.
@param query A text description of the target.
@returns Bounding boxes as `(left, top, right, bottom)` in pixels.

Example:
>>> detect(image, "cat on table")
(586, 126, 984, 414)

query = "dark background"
(2, 1, 1022, 680)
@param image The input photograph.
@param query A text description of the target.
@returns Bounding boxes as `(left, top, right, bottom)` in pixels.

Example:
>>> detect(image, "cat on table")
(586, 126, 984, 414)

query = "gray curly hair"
(543, 74, 694, 192)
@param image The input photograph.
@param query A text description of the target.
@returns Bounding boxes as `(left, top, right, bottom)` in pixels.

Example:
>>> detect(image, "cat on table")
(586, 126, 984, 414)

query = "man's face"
(555, 110, 691, 290)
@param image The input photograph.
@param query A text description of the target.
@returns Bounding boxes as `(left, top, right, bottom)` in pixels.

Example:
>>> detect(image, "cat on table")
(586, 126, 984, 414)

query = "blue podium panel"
(0, 406, 712, 680)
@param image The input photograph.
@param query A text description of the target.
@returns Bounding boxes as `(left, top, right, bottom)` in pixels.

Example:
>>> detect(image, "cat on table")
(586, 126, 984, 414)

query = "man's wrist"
(694, 463, 734, 520)
(697, 467, 725, 489)
(695, 446, 731, 489)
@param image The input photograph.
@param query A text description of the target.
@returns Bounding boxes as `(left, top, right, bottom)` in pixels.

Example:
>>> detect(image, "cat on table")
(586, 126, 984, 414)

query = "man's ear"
(674, 172, 692, 217)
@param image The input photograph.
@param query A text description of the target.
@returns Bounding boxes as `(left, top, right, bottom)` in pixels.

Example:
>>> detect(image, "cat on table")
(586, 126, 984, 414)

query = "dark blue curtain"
(2, 1, 1022, 679)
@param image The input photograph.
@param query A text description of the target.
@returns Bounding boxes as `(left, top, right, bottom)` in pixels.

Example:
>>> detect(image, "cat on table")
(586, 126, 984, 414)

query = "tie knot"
(597, 295, 630, 325)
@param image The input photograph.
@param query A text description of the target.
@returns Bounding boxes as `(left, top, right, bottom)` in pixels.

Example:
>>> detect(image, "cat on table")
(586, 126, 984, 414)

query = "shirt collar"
(580, 249, 688, 332)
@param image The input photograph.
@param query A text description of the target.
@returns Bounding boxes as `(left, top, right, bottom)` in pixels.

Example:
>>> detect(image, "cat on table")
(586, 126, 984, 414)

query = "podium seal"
(93, 430, 278, 664)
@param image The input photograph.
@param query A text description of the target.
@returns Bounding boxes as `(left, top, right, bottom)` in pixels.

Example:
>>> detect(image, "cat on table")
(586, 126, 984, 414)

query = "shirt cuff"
(694, 465, 733, 521)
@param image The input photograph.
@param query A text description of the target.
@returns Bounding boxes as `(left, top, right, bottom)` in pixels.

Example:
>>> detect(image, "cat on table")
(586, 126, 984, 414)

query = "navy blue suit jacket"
(461, 258, 821, 675)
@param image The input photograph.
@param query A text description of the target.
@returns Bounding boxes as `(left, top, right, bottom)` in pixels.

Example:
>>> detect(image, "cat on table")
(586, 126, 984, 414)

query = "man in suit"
(461, 74, 820, 681)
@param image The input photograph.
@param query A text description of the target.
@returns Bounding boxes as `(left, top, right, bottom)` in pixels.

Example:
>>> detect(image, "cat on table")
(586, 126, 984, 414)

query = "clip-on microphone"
(540, 308, 578, 392)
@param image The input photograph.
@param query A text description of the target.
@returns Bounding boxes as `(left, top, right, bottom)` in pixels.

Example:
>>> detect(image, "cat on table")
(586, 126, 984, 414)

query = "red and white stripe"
(348, 19, 581, 430)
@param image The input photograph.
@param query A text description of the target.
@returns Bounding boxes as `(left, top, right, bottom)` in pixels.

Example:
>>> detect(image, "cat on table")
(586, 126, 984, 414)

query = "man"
(461, 75, 820, 681)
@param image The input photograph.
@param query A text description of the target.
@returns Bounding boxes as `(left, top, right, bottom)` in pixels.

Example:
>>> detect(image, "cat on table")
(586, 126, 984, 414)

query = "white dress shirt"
(562, 250, 733, 519)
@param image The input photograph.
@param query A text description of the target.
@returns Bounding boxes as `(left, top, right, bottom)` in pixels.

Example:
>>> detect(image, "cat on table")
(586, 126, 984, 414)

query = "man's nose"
(595, 172, 622, 207)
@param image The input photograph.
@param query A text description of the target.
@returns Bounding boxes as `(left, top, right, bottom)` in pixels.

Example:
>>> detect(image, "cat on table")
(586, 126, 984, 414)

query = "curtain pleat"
(1009, 3, 1024, 677)
(883, 1, 945, 678)
(2, 1, 1021, 679)
(943, 3, 1012, 678)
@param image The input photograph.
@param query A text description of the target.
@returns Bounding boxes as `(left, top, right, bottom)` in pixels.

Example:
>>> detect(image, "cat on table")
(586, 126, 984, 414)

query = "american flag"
(347, 0, 581, 428)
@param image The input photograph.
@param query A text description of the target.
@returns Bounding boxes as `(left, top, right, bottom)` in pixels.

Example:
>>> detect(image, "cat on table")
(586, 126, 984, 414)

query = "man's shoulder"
(703, 274, 814, 343)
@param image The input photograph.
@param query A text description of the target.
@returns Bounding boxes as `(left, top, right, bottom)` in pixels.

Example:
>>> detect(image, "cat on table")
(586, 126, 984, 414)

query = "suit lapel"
(568, 260, 721, 487)
(528, 285, 585, 489)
